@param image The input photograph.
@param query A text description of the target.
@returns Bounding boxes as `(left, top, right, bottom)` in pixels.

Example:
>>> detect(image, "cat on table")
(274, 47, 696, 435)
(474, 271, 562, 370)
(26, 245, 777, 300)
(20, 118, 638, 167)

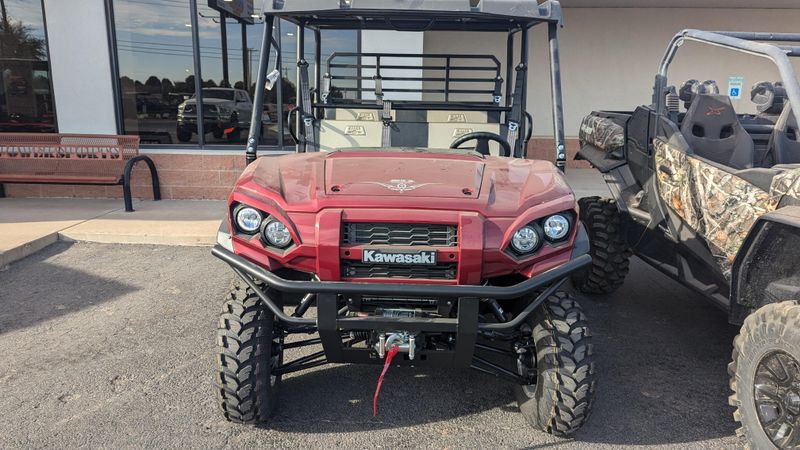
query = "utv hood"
(241, 149, 573, 216)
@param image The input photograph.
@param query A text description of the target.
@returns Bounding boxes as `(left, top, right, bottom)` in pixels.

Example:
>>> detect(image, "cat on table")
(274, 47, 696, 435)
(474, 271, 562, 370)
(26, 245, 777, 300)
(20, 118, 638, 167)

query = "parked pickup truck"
(177, 88, 255, 142)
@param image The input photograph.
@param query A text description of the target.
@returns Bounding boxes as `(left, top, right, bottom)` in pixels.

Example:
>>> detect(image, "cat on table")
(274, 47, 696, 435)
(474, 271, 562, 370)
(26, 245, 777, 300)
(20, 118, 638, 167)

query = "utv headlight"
(234, 206, 262, 233)
(511, 226, 539, 253)
(543, 214, 570, 241)
(263, 220, 292, 248)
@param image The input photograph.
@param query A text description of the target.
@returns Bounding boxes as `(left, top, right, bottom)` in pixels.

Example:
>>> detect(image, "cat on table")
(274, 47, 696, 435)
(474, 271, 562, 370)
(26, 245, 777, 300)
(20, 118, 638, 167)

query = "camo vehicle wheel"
(730, 301, 800, 449)
(215, 280, 282, 424)
(514, 291, 596, 436)
(571, 196, 632, 295)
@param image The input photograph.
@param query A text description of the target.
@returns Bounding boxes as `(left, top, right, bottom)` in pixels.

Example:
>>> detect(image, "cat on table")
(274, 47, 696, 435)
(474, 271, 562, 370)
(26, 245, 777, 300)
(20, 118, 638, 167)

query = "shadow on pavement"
(0, 242, 139, 335)
(262, 259, 740, 446)
(572, 259, 740, 446)
(266, 364, 511, 432)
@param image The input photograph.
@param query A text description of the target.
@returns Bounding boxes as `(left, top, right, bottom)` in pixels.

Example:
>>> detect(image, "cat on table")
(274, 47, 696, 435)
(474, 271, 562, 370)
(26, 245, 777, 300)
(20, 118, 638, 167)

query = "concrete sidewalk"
(0, 198, 225, 267)
(0, 169, 609, 268)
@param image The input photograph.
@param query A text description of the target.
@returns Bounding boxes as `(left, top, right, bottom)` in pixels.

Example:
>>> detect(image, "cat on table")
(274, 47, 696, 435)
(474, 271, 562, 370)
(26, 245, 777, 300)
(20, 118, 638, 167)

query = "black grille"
(342, 261, 457, 280)
(342, 223, 457, 247)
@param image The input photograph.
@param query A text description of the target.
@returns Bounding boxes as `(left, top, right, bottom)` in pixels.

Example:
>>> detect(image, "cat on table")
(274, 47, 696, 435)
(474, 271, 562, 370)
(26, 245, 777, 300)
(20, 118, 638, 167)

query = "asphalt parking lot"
(0, 242, 743, 449)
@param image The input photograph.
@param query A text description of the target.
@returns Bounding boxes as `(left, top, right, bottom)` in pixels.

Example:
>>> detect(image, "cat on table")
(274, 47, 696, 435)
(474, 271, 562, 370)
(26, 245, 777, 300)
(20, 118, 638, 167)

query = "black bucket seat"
(680, 94, 754, 169)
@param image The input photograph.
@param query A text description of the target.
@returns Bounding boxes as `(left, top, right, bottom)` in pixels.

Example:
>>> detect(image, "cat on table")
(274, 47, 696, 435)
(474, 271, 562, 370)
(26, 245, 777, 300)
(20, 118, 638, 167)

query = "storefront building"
(2, 0, 799, 200)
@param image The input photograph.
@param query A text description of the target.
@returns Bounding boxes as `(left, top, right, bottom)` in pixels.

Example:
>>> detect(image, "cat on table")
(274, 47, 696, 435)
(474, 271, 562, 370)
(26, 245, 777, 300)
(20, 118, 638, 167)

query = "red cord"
(373, 345, 400, 417)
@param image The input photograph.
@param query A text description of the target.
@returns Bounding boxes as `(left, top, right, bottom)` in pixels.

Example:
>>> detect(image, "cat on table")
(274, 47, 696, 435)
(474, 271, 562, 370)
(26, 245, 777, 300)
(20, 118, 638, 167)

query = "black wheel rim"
(754, 350, 800, 448)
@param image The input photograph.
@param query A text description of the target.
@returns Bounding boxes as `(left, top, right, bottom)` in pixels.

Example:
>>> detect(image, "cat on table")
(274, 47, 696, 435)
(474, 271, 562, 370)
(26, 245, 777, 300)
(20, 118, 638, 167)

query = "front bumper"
(213, 236, 589, 323)
(213, 219, 590, 368)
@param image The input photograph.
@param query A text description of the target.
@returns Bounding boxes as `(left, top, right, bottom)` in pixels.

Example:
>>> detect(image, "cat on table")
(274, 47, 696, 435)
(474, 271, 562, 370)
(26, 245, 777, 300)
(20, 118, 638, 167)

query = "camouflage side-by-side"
(654, 139, 781, 277)
(579, 115, 625, 153)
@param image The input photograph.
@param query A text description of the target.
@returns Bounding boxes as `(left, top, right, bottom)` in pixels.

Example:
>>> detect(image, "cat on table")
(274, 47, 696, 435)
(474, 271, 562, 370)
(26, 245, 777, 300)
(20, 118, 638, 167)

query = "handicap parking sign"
(728, 76, 744, 100)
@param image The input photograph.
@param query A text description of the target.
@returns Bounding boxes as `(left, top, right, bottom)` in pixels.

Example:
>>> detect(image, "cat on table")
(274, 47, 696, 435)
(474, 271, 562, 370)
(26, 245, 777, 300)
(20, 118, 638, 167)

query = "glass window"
(112, 1, 358, 147)
(0, 0, 56, 133)
(114, 0, 198, 144)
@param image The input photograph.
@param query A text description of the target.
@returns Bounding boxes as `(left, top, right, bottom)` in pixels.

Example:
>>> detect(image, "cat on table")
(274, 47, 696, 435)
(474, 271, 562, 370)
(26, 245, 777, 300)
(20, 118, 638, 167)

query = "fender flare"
(729, 206, 800, 324)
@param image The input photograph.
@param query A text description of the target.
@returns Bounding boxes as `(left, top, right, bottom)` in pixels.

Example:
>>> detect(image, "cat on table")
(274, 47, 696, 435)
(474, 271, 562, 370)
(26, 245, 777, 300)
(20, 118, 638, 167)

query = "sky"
(113, 0, 357, 87)
(5, 0, 48, 41)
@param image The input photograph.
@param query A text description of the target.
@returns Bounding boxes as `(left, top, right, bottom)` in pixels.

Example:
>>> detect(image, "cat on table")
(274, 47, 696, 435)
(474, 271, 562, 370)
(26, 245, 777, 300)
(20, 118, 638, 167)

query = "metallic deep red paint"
(228, 150, 578, 284)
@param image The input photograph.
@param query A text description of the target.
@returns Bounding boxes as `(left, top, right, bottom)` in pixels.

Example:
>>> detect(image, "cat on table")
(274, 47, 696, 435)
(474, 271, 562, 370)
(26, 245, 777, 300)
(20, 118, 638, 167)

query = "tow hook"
(376, 332, 416, 360)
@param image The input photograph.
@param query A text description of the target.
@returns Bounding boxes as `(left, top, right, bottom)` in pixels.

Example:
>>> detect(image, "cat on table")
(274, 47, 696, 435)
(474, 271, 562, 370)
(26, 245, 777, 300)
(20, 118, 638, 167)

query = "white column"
(43, 0, 117, 134)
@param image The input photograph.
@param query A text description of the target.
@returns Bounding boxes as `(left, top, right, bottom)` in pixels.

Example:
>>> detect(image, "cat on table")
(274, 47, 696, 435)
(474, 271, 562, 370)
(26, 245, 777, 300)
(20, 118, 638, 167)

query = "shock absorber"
(349, 331, 370, 342)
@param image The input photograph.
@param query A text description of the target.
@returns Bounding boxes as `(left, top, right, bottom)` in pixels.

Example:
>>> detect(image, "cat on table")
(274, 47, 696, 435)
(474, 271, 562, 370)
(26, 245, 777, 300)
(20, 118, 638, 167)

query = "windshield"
(193, 89, 234, 101)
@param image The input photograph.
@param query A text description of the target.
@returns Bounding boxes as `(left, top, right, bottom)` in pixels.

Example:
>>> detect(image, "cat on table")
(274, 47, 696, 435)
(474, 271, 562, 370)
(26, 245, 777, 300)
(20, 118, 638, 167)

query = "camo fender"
(770, 168, 800, 199)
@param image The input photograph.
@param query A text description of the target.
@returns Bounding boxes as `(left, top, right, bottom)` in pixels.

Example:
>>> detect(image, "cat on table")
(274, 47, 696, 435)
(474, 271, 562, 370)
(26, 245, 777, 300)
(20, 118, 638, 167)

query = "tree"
(144, 75, 162, 94)
(0, 17, 46, 60)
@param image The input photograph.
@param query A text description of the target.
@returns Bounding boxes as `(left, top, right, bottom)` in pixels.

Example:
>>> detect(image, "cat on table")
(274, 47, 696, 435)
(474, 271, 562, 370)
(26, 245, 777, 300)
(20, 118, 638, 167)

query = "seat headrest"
(751, 81, 786, 115)
(679, 79, 719, 110)
(683, 94, 739, 139)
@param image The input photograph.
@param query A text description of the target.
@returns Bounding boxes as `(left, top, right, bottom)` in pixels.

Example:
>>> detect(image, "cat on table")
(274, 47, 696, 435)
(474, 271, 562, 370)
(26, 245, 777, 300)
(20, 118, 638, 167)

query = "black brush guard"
(212, 237, 590, 381)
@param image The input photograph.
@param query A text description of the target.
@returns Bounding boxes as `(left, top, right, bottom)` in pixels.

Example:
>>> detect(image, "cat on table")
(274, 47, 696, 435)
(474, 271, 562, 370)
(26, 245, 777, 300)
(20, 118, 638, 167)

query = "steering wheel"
(450, 131, 511, 157)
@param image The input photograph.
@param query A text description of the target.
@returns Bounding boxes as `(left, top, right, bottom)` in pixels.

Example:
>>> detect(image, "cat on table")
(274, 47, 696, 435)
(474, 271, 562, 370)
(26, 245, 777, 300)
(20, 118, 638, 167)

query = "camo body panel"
(771, 168, 800, 199)
(654, 139, 779, 277)
(579, 115, 625, 152)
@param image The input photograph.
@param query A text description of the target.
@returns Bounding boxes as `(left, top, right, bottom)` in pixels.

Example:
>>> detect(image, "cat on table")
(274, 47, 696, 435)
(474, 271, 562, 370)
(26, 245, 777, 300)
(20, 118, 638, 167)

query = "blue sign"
(728, 76, 744, 100)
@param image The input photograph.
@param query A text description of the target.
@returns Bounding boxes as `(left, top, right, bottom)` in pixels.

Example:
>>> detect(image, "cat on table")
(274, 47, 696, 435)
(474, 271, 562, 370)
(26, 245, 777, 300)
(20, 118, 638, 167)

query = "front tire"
(514, 291, 596, 436)
(730, 301, 800, 449)
(215, 280, 282, 424)
(571, 196, 632, 295)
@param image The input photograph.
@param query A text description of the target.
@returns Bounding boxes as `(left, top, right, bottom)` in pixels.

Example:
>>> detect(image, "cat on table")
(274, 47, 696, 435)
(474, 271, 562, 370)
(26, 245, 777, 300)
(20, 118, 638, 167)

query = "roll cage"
(654, 29, 800, 127)
(243, 0, 568, 168)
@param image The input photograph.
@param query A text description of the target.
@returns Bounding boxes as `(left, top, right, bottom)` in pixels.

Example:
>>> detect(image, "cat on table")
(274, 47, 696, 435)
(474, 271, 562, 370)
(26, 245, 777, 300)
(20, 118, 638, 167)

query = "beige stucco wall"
(424, 7, 800, 138)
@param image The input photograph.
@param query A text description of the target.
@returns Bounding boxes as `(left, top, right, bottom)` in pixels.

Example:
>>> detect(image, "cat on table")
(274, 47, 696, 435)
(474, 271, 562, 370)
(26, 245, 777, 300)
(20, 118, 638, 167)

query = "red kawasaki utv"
(212, 0, 595, 436)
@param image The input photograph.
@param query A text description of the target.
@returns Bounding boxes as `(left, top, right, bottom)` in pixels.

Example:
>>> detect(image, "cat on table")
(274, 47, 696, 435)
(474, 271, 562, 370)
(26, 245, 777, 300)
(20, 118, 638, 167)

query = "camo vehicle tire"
(571, 196, 631, 295)
(729, 301, 800, 450)
(514, 291, 596, 437)
(215, 280, 282, 424)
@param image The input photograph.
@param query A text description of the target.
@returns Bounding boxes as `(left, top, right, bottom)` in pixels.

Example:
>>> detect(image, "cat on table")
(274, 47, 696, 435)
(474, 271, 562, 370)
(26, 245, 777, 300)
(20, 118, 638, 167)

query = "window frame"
(0, 0, 59, 134)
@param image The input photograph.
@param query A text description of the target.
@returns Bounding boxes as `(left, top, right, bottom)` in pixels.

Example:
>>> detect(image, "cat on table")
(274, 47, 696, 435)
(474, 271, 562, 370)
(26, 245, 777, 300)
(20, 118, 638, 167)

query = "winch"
(375, 332, 416, 360)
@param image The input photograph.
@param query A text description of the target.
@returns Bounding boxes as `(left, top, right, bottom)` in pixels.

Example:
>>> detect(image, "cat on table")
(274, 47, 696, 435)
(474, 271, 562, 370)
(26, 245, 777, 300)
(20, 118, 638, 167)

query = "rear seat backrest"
(327, 108, 388, 122)
(426, 110, 491, 124)
(317, 120, 384, 152)
(317, 108, 506, 155)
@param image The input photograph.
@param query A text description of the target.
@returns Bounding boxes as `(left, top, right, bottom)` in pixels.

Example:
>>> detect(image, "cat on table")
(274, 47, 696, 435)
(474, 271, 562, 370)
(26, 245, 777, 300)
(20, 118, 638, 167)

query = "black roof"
(265, 0, 562, 31)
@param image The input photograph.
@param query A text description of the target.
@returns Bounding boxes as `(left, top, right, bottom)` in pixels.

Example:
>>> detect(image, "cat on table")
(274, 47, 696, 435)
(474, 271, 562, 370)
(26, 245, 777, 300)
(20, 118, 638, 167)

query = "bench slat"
(0, 174, 122, 184)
